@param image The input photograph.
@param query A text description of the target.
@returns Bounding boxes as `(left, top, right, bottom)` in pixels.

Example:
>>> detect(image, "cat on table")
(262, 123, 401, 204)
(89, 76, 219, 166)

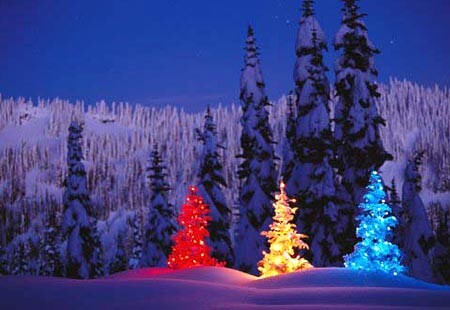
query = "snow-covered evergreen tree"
(196, 106, 234, 267)
(281, 91, 296, 180)
(145, 144, 177, 267)
(334, 0, 392, 206)
(287, 0, 342, 267)
(62, 121, 102, 279)
(39, 209, 63, 276)
(79, 219, 104, 277)
(389, 178, 404, 249)
(433, 208, 450, 284)
(234, 26, 278, 275)
(11, 241, 30, 275)
(402, 152, 435, 282)
(110, 232, 127, 274)
(0, 246, 7, 275)
(128, 209, 144, 269)
(389, 179, 401, 219)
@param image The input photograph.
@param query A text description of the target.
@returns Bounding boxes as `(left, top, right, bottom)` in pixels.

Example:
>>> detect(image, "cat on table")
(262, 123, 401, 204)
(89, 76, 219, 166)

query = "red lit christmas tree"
(168, 186, 225, 269)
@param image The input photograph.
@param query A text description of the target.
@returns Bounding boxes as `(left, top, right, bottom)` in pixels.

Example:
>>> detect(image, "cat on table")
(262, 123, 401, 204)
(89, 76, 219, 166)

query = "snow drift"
(1, 267, 449, 309)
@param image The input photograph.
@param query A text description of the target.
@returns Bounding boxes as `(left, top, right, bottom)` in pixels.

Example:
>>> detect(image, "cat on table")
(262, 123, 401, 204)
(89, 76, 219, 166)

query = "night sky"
(1, 0, 449, 112)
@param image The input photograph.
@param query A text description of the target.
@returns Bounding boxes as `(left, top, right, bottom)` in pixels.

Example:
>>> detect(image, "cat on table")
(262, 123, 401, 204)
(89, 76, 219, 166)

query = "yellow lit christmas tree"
(258, 181, 313, 278)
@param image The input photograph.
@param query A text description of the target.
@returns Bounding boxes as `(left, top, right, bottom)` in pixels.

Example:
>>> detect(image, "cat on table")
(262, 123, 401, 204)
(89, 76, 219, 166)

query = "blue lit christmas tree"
(344, 171, 406, 275)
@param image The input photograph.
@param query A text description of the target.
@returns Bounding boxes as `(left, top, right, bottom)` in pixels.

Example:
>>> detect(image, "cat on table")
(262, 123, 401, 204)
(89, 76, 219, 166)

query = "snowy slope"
(0, 80, 449, 223)
(1, 267, 449, 309)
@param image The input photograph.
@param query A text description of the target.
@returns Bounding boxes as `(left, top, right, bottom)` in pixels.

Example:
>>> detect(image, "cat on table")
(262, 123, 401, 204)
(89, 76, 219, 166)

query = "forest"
(0, 0, 449, 285)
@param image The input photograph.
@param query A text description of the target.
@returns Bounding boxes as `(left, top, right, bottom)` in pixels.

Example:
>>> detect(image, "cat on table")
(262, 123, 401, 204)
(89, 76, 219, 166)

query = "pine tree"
(389, 179, 402, 218)
(281, 91, 296, 181)
(344, 171, 406, 275)
(389, 178, 404, 249)
(433, 209, 450, 284)
(235, 26, 278, 275)
(196, 106, 234, 267)
(62, 121, 102, 279)
(145, 144, 177, 267)
(11, 241, 30, 275)
(83, 218, 104, 278)
(402, 151, 435, 282)
(286, 0, 343, 267)
(0, 245, 7, 275)
(110, 232, 127, 274)
(40, 209, 63, 276)
(334, 0, 392, 207)
(128, 208, 144, 269)
(258, 181, 312, 278)
(168, 186, 224, 269)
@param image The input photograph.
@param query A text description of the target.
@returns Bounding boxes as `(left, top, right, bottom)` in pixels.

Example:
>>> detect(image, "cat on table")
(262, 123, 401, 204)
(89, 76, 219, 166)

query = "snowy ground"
(1, 267, 449, 309)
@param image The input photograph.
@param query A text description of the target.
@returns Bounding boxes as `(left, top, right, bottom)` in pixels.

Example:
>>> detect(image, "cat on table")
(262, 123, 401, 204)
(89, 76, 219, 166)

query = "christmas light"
(344, 171, 406, 275)
(168, 186, 225, 269)
(258, 180, 313, 278)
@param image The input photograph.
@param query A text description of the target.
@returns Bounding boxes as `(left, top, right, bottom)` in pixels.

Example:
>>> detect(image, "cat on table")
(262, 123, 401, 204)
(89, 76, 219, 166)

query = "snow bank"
(249, 267, 445, 290)
(1, 268, 448, 309)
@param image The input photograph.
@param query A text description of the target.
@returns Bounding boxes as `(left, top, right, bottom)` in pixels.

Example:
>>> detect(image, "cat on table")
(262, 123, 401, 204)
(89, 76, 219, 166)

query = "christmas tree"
(168, 186, 225, 269)
(258, 181, 312, 278)
(344, 171, 406, 275)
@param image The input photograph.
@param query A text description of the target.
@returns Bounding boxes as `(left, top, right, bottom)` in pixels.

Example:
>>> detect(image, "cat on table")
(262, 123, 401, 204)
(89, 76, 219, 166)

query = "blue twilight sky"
(1, 0, 449, 112)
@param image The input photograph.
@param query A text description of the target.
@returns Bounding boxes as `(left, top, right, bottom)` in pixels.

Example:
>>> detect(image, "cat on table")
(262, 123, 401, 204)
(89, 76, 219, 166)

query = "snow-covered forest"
(1, 0, 450, 288)
(0, 78, 449, 279)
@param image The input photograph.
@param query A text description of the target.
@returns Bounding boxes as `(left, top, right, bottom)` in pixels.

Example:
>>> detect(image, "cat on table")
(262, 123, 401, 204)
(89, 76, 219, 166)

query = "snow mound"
(249, 267, 446, 290)
(106, 267, 175, 279)
(143, 267, 254, 284)
(108, 266, 256, 285)
(1, 268, 449, 309)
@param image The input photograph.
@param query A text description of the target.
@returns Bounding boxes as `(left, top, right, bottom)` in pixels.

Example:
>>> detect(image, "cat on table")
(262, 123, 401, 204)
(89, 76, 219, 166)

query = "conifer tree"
(128, 209, 144, 269)
(40, 209, 63, 276)
(334, 0, 392, 206)
(168, 186, 224, 269)
(62, 122, 102, 279)
(286, 0, 342, 266)
(389, 178, 404, 248)
(235, 26, 278, 275)
(433, 209, 450, 284)
(110, 233, 127, 274)
(344, 171, 405, 275)
(402, 152, 435, 282)
(196, 106, 234, 266)
(145, 144, 177, 267)
(389, 179, 402, 218)
(88, 220, 105, 278)
(258, 181, 312, 278)
(11, 241, 30, 275)
(281, 91, 296, 181)
(0, 245, 7, 275)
